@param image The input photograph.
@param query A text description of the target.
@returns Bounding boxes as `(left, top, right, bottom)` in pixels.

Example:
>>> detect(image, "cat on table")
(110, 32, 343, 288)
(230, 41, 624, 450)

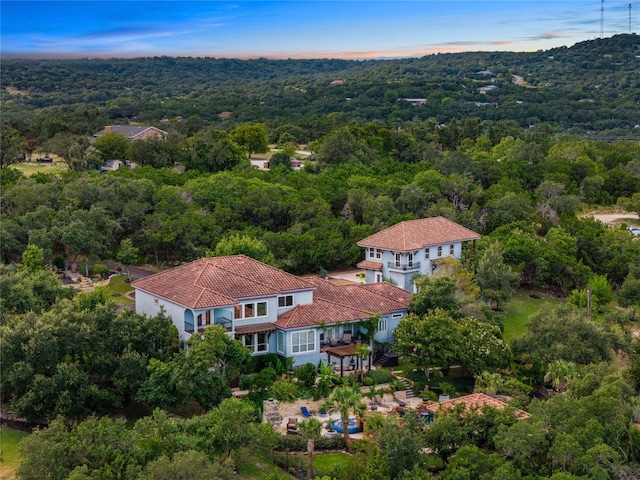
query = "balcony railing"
(387, 261, 420, 271)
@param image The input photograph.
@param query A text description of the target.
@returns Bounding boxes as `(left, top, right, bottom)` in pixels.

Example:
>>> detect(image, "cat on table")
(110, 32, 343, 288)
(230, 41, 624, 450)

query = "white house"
(356, 217, 481, 292)
(132, 255, 411, 369)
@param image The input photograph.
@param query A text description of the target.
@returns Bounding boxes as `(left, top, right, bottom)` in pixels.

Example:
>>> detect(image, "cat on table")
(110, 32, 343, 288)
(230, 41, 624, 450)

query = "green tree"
(299, 417, 323, 480)
(0, 124, 24, 168)
(140, 450, 235, 480)
(322, 385, 362, 451)
(230, 123, 269, 154)
(409, 274, 459, 316)
(186, 129, 247, 173)
(511, 304, 629, 372)
(45, 133, 94, 171)
(544, 359, 577, 393)
(211, 233, 275, 265)
(268, 151, 292, 170)
(21, 244, 45, 272)
(116, 238, 139, 280)
(181, 325, 250, 408)
(456, 317, 511, 375)
(93, 131, 130, 161)
(476, 243, 519, 310)
(393, 310, 458, 379)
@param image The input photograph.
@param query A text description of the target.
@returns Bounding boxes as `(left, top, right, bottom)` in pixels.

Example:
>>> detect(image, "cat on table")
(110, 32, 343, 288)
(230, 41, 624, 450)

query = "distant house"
(402, 98, 427, 106)
(132, 255, 411, 368)
(99, 159, 126, 172)
(356, 217, 480, 292)
(479, 85, 498, 95)
(93, 125, 167, 141)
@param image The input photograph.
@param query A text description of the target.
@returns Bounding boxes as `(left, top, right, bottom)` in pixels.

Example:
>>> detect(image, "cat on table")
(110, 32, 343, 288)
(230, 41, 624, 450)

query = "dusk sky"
(1, 1, 636, 59)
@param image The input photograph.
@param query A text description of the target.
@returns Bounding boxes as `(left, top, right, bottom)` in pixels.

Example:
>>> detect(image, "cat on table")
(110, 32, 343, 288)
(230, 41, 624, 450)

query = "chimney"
(105, 126, 112, 132)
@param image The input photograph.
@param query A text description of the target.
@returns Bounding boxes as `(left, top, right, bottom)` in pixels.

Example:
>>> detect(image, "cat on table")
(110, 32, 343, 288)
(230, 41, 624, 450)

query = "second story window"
(437, 245, 443, 257)
(375, 249, 382, 259)
(449, 244, 455, 255)
(278, 295, 293, 307)
(408, 252, 414, 268)
(425, 248, 430, 260)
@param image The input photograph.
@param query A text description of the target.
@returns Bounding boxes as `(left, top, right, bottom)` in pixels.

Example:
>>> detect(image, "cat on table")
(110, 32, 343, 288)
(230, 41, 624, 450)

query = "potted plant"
(438, 382, 455, 402)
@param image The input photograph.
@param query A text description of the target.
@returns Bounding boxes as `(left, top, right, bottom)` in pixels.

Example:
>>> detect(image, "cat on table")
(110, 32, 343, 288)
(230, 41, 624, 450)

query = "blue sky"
(1, 1, 636, 59)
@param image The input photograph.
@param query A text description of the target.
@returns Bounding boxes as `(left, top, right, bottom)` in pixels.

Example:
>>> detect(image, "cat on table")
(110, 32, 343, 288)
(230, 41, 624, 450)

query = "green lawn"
(1, 425, 28, 479)
(106, 275, 135, 306)
(502, 291, 561, 343)
(312, 452, 351, 476)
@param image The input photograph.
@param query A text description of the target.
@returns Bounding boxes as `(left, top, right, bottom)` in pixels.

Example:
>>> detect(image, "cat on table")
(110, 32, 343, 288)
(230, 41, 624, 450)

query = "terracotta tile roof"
(356, 260, 383, 270)
(132, 255, 315, 309)
(234, 322, 278, 335)
(275, 277, 410, 329)
(275, 298, 371, 329)
(423, 393, 531, 419)
(357, 217, 480, 252)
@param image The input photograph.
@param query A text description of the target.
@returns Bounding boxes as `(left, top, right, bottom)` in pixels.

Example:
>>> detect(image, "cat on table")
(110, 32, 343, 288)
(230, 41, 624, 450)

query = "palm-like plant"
(544, 359, 577, 393)
(323, 385, 362, 451)
(299, 417, 323, 480)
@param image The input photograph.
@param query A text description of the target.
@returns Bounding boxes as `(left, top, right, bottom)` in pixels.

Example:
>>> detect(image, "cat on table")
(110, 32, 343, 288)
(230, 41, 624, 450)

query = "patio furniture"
(301, 406, 315, 417)
(286, 417, 300, 435)
(373, 395, 394, 409)
(340, 333, 352, 345)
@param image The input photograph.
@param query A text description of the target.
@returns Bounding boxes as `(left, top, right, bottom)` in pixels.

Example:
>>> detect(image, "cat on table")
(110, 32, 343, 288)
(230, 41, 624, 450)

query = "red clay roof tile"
(357, 217, 480, 251)
(132, 255, 315, 309)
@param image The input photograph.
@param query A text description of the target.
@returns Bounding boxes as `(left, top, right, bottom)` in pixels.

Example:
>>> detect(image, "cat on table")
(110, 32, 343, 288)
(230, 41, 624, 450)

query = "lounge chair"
(374, 395, 394, 409)
(301, 406, 314, 417)
(341, 333, 352, 345)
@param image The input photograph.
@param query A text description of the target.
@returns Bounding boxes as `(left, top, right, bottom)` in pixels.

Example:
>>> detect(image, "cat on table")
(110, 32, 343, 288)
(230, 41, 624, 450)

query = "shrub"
(92, 263, 110, 278)
(295, 363, 317, 388)
(270, 379, 298, 402)
(364, 369, 393, 385)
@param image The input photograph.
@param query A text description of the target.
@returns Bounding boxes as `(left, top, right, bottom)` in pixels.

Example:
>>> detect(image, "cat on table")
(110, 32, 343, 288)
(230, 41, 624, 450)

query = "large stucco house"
(132, 255, 411, 369)
(356, 217, 481, 292)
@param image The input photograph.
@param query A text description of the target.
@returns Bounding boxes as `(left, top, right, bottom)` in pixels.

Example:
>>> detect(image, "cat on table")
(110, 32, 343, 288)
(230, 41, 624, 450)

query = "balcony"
(387, 261, 420, 272)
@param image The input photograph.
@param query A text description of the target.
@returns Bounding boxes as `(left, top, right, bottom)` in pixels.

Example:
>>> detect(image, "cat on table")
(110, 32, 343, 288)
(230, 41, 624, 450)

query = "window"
(437, 245, 443, 257)
(205, 310, 211, 325)
(375, 272, 382, 283)
(292, 330, 315, 354)
(278, 295, 293, 308)
(424, 248, 430, 260)
(237, 301, 268, 319)
(369, 247, 375, 258)
(449, 244, 454, 255)
(241, 333, 269, 354)
(197, 314, 203, 327)
(277, 330, 284, 353)
(392, 313, 403, 319)
(408, 252, 414, 268)
(378, 318, 387, 331)
(185, 318, 194, 333)
(395, 252, 401, 268)
(257, 333, 268, 352)
(375, 249, 382, 259)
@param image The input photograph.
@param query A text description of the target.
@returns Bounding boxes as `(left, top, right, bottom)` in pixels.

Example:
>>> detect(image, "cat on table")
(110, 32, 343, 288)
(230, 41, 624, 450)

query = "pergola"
(324, 345, 372, 377)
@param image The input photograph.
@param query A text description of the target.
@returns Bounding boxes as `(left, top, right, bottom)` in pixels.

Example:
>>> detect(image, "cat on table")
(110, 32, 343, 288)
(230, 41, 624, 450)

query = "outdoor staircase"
(66, 275, 94, 293)
(394, 376, 415, 399)
(373, 351, 398, 368)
